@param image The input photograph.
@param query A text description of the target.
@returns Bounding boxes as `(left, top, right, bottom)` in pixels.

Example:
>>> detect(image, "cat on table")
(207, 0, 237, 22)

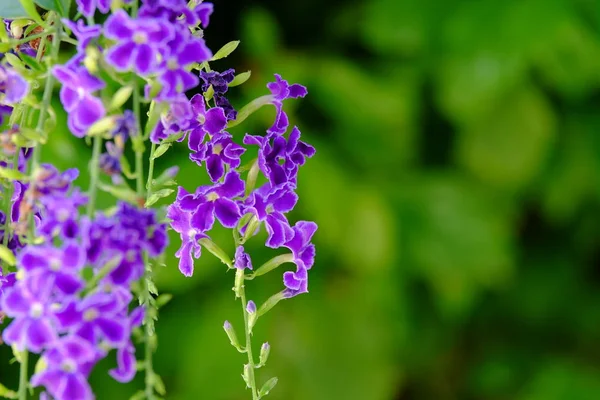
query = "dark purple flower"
(140, 0, 213, 28)
(37, 189, 88, 240)
(1, 273, 58, 352)
(0, 65, 29, 105)
(75, 0, 111, 18)
(243, 183, 297, 248)
(150, 94, 194, 143)
(200, 69, 237, 120)
(176, 171, 245, 232)
(18, 243, 85, 296)
(266, 74, 308, 135)
(282, 221, 317, 298)
(234, 246, 252, 270)
(244, 127, 315, 186)
(158, 32, 212, 99)
(53, 65, 106, 137)
(190, 133, 245, 182)
(104, 10, 174, 76)
(167, 204, 206, 277)
(62, 19, 101, 54)
(31, 335, 96, 400)
(187, 93, 227, 150)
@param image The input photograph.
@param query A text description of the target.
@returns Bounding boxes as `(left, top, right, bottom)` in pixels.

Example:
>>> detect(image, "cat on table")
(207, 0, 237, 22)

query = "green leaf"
(156, 293, 173, 308)
(0, 245, 16, 267)
(34, 0, 71, 16)
(0, 382, 17, 399)
(151, 143, 171, 160)
(109, 86, 134, 111)
(210, 40, 240, 61)
(17, 0, 44, 26)
(145, 188, 175, 207)
(0, 3, 28, 18)
(154, 374, 167, 396)
(0, 166, 29, 181)
(227, 95, 273, 129)
(229, 71, 252, 87)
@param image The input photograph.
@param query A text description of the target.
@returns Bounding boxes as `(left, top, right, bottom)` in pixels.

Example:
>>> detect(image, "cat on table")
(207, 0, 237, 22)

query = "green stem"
(240, 283, 259, 400)
(11, 29, 55, 46)
(17, 350, 28, 400)
(146, 143, 156, 193)
(86, 135, 102, 217)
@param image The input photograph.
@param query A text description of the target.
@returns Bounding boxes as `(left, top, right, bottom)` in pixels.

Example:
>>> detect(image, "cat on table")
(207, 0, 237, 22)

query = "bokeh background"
(4, 0, 600, 398)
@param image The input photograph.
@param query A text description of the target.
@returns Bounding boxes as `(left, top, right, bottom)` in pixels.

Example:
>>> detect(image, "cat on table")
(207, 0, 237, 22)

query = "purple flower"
(104, 10, 174, 76)
(266, 74, 308, 135)
(99, 142, 123, 180)
(167, 204, 206, 277)
(140, 0, 213, 28)
(62, 19, 101, 54)
(75, 0, 111, 18)
(0, 65, 29, 105)
(31, 335, 96, 400)
(244, 126, 315, 186)
(234, 246, 252, 270)
(176, 171, 245, 232)
(187, 93, 227, 149)
(190, 133, 246, 182)
(37, 189, 88, 240)
(200, 69, 237, 120)
(18, 243, 85, 296)
(111, 110, 137, 141)
(282, 221, 317, 298)
(158, 31, 212, 99)
(150, 94, 194, 143)
(2, 273, 58, 352)
(109, 307, 144, 383)
(53, 65, 106, 137)
(243, 183, 297, 248)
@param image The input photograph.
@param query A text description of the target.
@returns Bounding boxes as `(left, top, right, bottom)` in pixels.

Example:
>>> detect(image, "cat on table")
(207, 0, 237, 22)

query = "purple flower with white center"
(104, 10, 174, 76)
(244, 126, 316, 186)
(62, 19, 101, 54)
(158, 31, 212, 99)
(167, 203, 206, 277)
(37, 189, 87, 240)
(53, 65, 106, 137)
(55, 292, 129, 347)
(243, 183, 297, 248)
(0, 65, 29, 105)
(200, 69, 237, 120)
(31, 335, 96, 400)
(266, 74, 308, 135)
(75, 0, 111, 18)
(234, 246, 253, 270)
(176, 171, 245, 232)
(282, 221, 317, 298)
(190, 133, 246, 182)
(18, 243, 85, 296)
(187, 93, 227, 150)
(1, 273, 58, 352)
(150, 94, 194, 143)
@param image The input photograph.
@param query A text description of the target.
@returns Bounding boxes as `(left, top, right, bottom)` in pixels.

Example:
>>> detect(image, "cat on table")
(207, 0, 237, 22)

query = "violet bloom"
(167, 204, 206, 277)
(150, 94, 194, 143)
(140, 0, 213, 28)
(266, 74, 308, 135)
(38, 189, 88, 240)
(244, 126, 315, 186)
(31, 335, 96, 400)
(33, 164, 79, 196)
(75, 0, 110, 18)
(0, 65, 29, 105)
(104, 10, 174, 76)
(111, 110, 137, 142)
(2, 273, 58, 352)
(53, 65, 106, 137)
(62, 19, 101, 54)
(18, 243, 86, 295)
(56, 292, 129, 347)
(234, 246, 252, 270)
(158, 31, 212, 99)
(200, 69, 237, 120)
(243, 183, 298, 248)
(282, 221, 317, 298)
(176, 171, 245, 232)
(187, 93, 227, 150)
(191, 133, 246, 183)
(109, 306, 144, 383)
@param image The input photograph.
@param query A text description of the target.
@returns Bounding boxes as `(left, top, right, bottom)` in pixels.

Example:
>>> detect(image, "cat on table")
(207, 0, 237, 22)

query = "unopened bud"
(258, 342, 270, 368)
(259, 377, 278, 397)
(223, 320, 243, 352)
(242, 364, 253, 388)
(246, 300, 256, 314)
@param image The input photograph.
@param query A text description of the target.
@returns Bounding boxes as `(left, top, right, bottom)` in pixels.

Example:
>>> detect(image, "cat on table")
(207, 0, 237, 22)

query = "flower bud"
(223, 320, 243, 352)
(246, 300, 257, 314)
(259, 377, 278, 397)
(258, 342, 270, 368)
(242, 364, 253, 389)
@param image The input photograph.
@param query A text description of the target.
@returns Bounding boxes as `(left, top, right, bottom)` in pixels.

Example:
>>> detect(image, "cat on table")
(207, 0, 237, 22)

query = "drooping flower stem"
(86, 135, 102, 217)
(17, 351, 28, 400)
(239, 275, 259, 399)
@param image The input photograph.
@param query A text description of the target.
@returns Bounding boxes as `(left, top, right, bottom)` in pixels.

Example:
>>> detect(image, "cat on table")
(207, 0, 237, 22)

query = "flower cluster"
(1, 171, 167, 399)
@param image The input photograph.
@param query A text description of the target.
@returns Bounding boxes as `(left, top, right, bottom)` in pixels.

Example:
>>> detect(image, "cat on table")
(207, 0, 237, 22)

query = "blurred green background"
(5, 0, 600, 398)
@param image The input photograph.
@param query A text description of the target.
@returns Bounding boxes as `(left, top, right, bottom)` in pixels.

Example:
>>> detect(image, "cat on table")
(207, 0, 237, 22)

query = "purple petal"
(106, 41, 136, 71)
(175, 241, 195, 277)
(214, 198, 241, 228)
(191, 201, 215, 232)
(206, 154, 224, 182)
(203, 107, 227, 135)
(96, 317, 127, 345)
(217, 171, 244, 198)
(27, 319, 56, 353)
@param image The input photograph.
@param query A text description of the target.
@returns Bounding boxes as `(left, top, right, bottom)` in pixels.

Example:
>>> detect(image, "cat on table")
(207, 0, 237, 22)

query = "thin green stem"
(146, 143, 156, 194)
(86, 135, 102, 217)
(17, 350, 28, 400)
(240, 282, 259, 399)
(11, 29, 55, 46)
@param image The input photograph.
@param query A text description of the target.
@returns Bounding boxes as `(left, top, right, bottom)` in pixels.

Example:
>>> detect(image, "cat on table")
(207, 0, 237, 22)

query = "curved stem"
(17, 350, 28, 400)
(239, 279, 259, 399)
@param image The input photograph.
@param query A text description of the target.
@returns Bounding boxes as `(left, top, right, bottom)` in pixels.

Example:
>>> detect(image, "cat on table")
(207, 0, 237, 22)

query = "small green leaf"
(203, 84, 214, 102)
(18, 52, 43, 72)
(17, 0, 44, 26)
(0, 19, 9, 42)
(154, 374, 167, 396)
(97, 182, 141, 205)
(19, 127, 46, 144)
(109, 86, 134, 111)
(198, 238, 233, 268)
(145, 188, 175, 207)
(210, 40, 240, 61)
(0, 382, 17, 399)
(88, 116, 117, 137)
(227, 95, 273, 129)
(0, 166, 29, 181)
(259, 377, 278, 398)
(151, 143, 171, 160)
(0, 245, 16, 267)
(34, 0, 71, 16)
(155, 293, 172, 308)
(129, 390, 145, 400)
(229, 71, 252, 87)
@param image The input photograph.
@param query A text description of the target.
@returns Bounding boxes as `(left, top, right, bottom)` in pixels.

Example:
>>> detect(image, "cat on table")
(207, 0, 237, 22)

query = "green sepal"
(151, 143, 171, 160)
(0, 244, 16, 267)
(145, 188, 175, 207)
(229, 71, 251, 88)
(258, 377, 278, 398)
